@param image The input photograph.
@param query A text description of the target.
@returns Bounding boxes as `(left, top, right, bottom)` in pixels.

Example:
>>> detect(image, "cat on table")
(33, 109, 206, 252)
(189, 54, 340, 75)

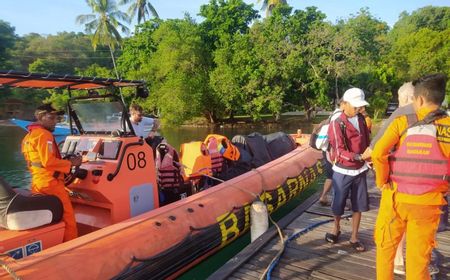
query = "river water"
(0, 118, 313, 187)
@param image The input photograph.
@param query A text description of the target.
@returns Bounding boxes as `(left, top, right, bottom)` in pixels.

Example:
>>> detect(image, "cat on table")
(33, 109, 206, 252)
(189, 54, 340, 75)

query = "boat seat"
(0, 222, 65, 259)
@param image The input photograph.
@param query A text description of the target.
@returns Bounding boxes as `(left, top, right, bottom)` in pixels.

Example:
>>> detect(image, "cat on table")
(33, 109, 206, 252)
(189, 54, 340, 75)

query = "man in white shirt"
(129, 104, 157, 139)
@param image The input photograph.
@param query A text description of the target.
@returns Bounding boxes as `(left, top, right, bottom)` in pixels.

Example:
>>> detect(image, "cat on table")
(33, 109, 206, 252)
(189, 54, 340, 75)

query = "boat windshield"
(71, 100, 124, 134)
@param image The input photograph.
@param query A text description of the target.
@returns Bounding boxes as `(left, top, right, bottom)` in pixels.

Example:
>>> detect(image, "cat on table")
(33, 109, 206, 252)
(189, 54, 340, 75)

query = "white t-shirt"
(131, 117, 154, 138)
(347, 115, 360, 133)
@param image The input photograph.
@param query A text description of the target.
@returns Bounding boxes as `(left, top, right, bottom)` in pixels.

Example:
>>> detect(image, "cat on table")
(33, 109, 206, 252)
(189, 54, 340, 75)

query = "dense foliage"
(1, 2, 449, 124)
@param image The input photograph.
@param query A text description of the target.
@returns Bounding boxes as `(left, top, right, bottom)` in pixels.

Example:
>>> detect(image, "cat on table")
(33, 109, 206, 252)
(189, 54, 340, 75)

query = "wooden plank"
(207, 191, 321, 280)
(212, 171, 450, 280)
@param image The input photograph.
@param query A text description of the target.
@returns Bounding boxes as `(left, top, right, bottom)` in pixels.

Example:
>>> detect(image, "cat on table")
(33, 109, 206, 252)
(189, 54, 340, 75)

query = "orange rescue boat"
(0, 71, 322, 280)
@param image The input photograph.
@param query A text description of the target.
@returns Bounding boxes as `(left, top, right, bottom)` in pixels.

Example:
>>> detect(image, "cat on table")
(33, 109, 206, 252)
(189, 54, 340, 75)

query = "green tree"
(0, 20, 17, 69)
(390, 6, 450, 41)
(28, 58, 71, 73)
(119, 0, 159, 24)
(387, 7, 450, 84)
(199, 0, 259, 49)
(116, 20, 159, 79)
(76, 0, 130, 78)
(11, 32, 113, 74)
(120, 18, 214, 125)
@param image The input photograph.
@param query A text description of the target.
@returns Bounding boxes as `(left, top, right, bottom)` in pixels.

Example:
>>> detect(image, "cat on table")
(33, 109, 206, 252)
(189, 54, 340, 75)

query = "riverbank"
(0, 120, 14, 126)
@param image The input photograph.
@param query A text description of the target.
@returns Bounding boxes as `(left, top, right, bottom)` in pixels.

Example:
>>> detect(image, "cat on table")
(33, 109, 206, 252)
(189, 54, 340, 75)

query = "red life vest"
(390, 113, 450, 195)
(204, 136, 224, 174)
(155, 143, 185, 189)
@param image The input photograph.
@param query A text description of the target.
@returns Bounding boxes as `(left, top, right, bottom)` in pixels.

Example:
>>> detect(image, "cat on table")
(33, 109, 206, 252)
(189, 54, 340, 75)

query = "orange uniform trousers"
(32, 179, 78, 241)
(375, 189, 441, 280)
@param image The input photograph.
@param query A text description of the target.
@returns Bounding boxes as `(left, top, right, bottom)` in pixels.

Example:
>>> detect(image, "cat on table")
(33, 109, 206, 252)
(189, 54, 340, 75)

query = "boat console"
(59, 96, 159, 235)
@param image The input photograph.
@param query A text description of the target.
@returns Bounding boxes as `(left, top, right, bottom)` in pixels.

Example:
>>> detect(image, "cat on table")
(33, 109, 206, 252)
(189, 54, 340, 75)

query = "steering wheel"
(64, 165, 80, 186)
(63, 154, 84, 186)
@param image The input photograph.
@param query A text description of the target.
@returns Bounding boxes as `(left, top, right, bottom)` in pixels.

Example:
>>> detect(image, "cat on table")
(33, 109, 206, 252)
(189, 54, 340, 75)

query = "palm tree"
(119, 0, 159, 24)
(257, 0, 287, 17)
(76, 0, 130, 79)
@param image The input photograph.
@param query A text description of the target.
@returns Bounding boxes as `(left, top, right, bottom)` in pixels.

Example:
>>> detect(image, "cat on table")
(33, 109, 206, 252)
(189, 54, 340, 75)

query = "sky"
(0, 0, 448, 36)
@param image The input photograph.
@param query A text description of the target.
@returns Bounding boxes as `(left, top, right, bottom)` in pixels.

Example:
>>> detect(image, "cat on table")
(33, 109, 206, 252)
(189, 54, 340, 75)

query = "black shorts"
(331, 171, 369, 216)
(322, 151, 333, 179)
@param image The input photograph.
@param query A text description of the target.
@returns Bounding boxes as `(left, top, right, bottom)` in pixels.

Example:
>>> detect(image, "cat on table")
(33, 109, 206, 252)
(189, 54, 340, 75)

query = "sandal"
(349, 240, 365, 252)
(319, 200, 330, 206)
(325, 231, 341, 244)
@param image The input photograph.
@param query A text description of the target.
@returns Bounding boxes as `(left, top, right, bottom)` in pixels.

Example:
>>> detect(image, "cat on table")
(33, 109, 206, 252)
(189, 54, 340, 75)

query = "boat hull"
(0, 146, 322, 280)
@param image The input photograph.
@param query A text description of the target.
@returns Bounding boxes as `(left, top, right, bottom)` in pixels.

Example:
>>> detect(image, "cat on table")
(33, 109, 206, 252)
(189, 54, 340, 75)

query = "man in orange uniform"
(22, 104, 81, 241)
(372, 73, 449, 280)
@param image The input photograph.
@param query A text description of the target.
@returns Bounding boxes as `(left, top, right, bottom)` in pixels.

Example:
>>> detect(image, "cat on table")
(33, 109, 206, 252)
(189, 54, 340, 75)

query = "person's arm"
(36, 132, 72, 173)
(328, 119, 361, 162)
(371, 118, 403, 188)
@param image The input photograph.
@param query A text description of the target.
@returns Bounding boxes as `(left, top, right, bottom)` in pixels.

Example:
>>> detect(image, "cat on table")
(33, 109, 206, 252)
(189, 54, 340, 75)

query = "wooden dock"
(209, 173, 450, 280)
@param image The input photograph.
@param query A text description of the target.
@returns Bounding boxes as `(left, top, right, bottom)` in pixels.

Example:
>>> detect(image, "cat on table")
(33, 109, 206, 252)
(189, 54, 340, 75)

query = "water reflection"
(0, 117, 312, 187)
(0, 125, 30, 186)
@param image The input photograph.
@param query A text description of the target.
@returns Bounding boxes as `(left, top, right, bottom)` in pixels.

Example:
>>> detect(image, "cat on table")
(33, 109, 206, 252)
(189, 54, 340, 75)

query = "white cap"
(343, 88, 369, 107)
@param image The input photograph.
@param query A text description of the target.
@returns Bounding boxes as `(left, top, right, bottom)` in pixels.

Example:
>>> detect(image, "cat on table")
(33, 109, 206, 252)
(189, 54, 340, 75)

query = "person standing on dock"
(372, 73, 450, 280)
(21, 104, 81, 241)
(326, 88, 371, 251)
(363, 81, 416, 275)
(318, 100, 345, 206)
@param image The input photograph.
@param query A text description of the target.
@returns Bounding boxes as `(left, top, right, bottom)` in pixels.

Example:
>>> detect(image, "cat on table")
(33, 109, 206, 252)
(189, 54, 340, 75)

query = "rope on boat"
(261, 214, 352, 280)
(0, 254, 21, 280)
(177, 163, 260, 199)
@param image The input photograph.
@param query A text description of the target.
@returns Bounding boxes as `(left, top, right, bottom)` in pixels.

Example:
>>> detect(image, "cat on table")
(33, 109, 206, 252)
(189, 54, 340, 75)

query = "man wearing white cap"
(325, 88, 371, 252)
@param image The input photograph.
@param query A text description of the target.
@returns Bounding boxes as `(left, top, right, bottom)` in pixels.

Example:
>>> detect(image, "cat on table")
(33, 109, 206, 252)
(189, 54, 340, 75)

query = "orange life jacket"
(204, 134, 240, 161)
(390, 112, 450, 195)
(180, 141, 212, 179)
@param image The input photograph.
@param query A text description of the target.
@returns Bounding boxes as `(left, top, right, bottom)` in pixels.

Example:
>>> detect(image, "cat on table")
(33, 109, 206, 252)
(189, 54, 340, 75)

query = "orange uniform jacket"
(372, 107, 449, 205)
(372, 106, 449, 280)
(22, 124, 77, 241)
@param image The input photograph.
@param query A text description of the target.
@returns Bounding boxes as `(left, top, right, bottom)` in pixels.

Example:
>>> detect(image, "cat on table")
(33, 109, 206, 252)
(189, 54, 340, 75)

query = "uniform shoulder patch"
(436, 124, 450, 143)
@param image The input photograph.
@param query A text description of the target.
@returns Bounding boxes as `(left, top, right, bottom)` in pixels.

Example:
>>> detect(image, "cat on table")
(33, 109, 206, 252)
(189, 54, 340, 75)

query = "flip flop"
(349, 240, 365, 252)
(319, 200, 330, 206)
(325, 231, 341, 244)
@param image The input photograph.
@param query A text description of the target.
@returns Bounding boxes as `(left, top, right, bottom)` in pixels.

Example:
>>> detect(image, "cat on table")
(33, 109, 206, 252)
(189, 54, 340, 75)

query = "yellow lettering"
(406, 142, 432, 148)
(243, 203, 251, 231)
(277, 186, 287, 208)
(437, 125, 450, 138)
(436, 125, 450, 143)
(217, 212, 240, 247)
(260, 192, 274, 213)
(316, 160, 324, 174)
(406, 149, 430, 155)
(286, 177, 299, 199)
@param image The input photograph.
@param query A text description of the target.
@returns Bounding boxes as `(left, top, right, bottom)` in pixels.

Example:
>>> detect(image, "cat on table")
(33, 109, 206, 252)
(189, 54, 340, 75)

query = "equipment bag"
(263, 132, 296, 160)
(310, 110, 342, 151)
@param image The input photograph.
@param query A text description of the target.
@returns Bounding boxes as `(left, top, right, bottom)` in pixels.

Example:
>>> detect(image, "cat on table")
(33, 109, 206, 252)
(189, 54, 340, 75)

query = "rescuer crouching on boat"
(0, 176, 63, 231)
(21, 104, 82, 241)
